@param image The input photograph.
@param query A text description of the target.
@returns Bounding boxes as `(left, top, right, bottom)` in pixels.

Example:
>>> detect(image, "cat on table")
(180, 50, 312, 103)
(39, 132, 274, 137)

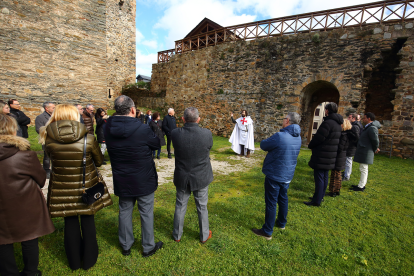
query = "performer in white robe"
(229, 110, 255, 157)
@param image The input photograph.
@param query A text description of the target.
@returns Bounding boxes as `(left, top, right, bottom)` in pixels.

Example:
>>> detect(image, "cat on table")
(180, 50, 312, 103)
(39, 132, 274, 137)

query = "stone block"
(394, 25, 402, 30)
(1, 8, 10, 14)
(373, 28, 382, 34)
(384, 33, 392, 39)
(405, 23, 413, 29)
(340, 34, 348, 40)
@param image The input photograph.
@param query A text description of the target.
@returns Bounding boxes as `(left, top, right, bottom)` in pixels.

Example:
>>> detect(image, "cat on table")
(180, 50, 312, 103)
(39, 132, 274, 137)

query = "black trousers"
(166, 135, 172, 154)
(64, 215, 98, 271)
(312, 169, 329, 204)
(43, 150, 50, 173)
(0, 238, 39, 276)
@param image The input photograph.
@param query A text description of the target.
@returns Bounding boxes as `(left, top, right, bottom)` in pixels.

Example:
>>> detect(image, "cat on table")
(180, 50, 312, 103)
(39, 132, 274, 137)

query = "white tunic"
(229, 116, 255, 155)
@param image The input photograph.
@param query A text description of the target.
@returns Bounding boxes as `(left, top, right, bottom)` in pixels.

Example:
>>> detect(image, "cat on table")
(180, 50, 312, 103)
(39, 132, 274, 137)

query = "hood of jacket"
(0, 135, 30, 161)
(46, 120, 88, 144)
(280, 124, 301, 137)
(368, 120, 382, 129)
(324, 113, 344, 125)
(106, 115, 142, 138)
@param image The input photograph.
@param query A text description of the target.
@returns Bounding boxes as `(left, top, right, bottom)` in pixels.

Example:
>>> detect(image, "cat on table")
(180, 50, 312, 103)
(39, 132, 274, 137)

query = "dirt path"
(41, 147, 263, 197)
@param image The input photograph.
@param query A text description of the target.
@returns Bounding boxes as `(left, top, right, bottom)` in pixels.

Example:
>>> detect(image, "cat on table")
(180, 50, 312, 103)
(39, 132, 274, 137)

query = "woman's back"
(45, 120, 112, 218)
(0, 135, 55, 244)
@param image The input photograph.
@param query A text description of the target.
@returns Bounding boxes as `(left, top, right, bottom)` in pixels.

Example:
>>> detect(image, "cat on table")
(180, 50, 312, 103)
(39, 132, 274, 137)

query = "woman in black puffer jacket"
(305, 103, 343, 206)
(328, 119, 352, 197)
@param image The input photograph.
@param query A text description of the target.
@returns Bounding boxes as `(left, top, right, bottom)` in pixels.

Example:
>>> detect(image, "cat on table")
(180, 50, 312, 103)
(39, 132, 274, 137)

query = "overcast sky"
(135, 0, 385, 77)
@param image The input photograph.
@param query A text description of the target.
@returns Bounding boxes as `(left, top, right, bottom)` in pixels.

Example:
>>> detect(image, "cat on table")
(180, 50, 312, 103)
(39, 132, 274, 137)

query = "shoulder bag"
(81, 134, 105, 205)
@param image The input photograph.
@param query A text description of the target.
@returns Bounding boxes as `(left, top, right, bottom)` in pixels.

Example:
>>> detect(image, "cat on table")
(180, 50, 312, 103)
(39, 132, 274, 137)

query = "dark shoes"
(351, 186, 365, 191)
(252, 228, 272, 240)
(304, 201, 321, 207)
(157, 155, 161, 160)
(122, 248, 131, 256)
(328, 192, 340, 197)
(142, 241, 163, 257)
(201, 230, 212, 244)
(308, 197, 323, 202)
(102, 161, 107, 165)
(168, 154, 172, 159)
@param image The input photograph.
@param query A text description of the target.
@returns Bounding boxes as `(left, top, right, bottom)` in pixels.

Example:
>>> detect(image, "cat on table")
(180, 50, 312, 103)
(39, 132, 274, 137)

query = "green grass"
(17, 129, 414, 275)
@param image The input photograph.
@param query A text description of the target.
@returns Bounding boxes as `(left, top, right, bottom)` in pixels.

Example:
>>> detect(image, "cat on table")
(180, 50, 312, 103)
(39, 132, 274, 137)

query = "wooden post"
(402, 0, 408, 23)
(295, 16, 298, 34)
(360, 8, 365, 27)
(309, 14, 313, 32)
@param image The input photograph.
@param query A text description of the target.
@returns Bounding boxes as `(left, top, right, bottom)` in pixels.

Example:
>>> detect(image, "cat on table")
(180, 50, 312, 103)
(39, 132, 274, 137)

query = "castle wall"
(151, 22, 414, 159)
(0, 0, 135, 122)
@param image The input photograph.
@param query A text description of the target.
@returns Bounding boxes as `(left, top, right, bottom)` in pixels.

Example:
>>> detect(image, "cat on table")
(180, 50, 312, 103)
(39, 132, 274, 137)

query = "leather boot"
(246, 149, 250, 158)
(239, 145, 245, 156)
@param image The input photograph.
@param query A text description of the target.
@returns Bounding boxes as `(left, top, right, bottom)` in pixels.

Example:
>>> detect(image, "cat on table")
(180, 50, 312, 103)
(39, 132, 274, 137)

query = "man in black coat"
(35, 101, 56, 178)
(162, 108, 177, 159)
(343, 113, 360, 181)
(104, 95, 163, 257)
(171, 107, 214, 244)
(8, 99, 30, 138)
(305, 102, 343, 206)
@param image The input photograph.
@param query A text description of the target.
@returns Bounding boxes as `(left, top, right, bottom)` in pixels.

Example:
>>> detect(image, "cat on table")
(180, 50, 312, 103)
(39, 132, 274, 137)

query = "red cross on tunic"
(241, 118, 247, 125)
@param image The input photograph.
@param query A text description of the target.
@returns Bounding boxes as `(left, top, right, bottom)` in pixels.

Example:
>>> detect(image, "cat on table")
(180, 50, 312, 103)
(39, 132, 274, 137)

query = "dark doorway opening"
(299, 80, 340, 144)
(364, 38, 407, 122)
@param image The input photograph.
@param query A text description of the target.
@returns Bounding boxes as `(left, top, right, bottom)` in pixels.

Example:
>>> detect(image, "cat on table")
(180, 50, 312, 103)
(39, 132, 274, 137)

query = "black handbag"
(81, 134, 105, 205)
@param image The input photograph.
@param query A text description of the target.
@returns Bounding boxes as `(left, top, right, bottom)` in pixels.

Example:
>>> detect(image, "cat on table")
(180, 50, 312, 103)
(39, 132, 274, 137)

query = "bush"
(137, 81, 151, 90)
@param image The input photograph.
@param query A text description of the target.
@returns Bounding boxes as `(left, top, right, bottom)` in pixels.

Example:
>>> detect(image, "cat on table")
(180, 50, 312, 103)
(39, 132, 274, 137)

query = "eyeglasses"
(12, 103, 20, 105)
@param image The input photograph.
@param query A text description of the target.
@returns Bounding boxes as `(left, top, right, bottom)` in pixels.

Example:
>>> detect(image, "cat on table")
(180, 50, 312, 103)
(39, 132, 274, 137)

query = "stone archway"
(299, 80, 340, 144)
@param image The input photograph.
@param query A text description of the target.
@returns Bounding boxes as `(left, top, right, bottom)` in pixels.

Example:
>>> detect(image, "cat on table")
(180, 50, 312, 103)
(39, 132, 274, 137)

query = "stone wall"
(151, 22, 414, 159)
(122, 87, 166, 110)
(0, 0, 135, 123)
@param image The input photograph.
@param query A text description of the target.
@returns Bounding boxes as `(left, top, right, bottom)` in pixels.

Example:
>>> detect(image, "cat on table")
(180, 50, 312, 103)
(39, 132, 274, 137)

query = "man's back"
(104, 116, 160, 197)
(172, 122, 213, 191)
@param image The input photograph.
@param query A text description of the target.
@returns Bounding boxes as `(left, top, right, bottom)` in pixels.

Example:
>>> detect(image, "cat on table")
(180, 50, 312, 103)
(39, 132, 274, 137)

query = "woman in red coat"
(0, 114, 55, 276)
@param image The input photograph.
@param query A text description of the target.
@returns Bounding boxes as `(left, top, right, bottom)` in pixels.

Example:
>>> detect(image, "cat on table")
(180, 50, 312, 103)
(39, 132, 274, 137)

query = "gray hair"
(350, 113, 358, 119)
(114, 95, 135, 115)
(286, 112, 301, 125)
(168, 108, 174, 114)
(183, 107, 199, 123)
(86, 104, 94, 109)
(43, 102, 55, 109)
(74, 104, 82, 108)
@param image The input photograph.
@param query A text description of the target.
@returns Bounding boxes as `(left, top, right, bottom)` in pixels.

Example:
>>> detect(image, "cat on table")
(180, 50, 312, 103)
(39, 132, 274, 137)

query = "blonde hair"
(39, 104, 80, 144)
(0, 113, 18, 135)
(0, 101, 8, 114)
(342, 119, 352, 131)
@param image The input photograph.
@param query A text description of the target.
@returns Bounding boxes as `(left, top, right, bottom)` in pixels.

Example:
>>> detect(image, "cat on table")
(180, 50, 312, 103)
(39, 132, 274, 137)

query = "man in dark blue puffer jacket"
(252, 112, 302, 240)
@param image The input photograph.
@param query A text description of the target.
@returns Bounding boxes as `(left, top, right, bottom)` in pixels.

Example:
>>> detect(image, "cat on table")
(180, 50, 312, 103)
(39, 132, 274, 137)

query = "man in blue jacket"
(252, 112, 302, 240)
(104, 95, 163, 257)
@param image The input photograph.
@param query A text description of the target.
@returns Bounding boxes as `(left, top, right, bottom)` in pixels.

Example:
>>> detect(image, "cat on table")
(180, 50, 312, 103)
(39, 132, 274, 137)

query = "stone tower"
(0, 0, 136, 121)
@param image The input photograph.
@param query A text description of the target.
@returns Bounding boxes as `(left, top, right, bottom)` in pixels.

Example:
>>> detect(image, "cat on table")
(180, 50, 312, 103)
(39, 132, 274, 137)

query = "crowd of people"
(0, 96, 382, 274)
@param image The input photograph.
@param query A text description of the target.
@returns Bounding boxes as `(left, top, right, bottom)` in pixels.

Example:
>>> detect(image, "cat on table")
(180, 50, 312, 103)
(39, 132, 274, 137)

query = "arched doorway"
(299, 80, 340, 144)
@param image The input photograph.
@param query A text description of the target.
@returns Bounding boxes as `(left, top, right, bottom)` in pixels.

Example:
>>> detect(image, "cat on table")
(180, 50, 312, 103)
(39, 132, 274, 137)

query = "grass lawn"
(19, 127, 414, 275)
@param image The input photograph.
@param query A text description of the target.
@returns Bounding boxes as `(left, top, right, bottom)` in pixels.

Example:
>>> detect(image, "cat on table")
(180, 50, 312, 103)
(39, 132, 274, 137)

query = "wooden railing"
(158, 0, 414, 63)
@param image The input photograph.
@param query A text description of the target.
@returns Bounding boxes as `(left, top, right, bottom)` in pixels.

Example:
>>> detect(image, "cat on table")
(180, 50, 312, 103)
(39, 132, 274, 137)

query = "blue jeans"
(312, 169, 329, 204)
(262, 177, 289, 235)
(153, 148, 161, 157)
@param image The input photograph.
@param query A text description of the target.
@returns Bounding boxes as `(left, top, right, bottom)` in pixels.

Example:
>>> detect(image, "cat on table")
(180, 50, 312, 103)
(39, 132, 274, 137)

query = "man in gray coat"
(352, 112, 380, 191)
(35, 101, 55, 178)
(171, 107, 213, 243)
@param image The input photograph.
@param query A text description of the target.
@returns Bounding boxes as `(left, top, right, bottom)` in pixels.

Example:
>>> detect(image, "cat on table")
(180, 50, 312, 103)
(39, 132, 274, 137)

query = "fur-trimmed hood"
(0, 135, 31, 161)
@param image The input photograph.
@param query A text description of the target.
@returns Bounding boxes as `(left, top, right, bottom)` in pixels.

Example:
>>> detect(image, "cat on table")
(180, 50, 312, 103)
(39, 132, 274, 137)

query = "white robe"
(229, 116, 255, 155)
